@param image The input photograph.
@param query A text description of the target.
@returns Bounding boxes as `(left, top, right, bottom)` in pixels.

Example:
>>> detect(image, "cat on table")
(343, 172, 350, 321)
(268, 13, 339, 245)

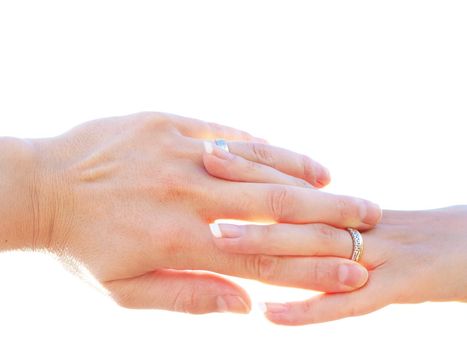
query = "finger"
(209, 223, 354, 258)
(182, 252, 369, 293)
(221, 141, 331, 188)
(160, 220, 369, 293)
(203, 144, 313, 188)
(237, 256, 369, 292)
(105, 269, 251, 314)
(260, 272, 392, 326)
(166, 112, 268, 143)
(209, 183, 382, 230)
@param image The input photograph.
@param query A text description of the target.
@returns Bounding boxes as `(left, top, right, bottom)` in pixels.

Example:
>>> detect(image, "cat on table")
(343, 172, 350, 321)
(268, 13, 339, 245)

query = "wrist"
(0, 136, 71, 253)
(0, 137, 40, 251)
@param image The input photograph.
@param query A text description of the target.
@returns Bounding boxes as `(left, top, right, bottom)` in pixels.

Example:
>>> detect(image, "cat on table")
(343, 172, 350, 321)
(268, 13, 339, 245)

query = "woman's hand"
(2, 112, 382, 315)
(209, 206, 467, 325)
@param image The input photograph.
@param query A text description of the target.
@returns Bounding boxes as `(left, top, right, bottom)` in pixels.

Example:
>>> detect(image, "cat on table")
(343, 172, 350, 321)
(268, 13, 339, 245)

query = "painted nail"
(360, 200, 382, 226)
(216, 295, 250, 314)
(217, 224, 244, 238)
(203, 141, 214, 154)
(338, 264, 368, 288)
(209, 223, 223, 238)
(258, 302, 289, 314)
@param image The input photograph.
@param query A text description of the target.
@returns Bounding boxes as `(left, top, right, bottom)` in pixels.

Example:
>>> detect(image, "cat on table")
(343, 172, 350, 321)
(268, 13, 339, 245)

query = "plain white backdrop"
(0, 1, 466, 349)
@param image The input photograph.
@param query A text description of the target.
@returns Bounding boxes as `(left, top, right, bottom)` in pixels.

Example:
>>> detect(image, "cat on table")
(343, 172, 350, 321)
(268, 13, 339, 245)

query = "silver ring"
(347, 228, 364, 262)
(214, 139, 230, 153)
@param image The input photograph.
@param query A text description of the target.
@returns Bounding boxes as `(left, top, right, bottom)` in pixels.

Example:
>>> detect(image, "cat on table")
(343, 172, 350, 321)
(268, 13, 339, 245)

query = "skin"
(205, 150, 467, 325)
(0, 112, 381, 315)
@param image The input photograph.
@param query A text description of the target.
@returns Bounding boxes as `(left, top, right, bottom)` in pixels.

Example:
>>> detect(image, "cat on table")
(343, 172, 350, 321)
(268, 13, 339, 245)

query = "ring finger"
(209, 223, 377, 267)
(203, 143, 314, 188)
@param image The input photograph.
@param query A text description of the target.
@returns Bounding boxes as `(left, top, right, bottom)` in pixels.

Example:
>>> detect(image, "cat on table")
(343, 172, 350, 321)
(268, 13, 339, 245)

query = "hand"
(208, 206, 467, 325)
(17, 112, 380, 314)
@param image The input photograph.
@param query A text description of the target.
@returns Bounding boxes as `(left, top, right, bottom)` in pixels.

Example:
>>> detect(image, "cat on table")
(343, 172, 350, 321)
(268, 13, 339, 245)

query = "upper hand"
(29, 112, 381, 314)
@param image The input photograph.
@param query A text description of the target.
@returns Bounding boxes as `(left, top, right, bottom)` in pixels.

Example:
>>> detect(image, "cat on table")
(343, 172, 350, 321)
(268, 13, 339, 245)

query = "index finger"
(225, 141, 331, 188)
(165, 112, 268, 143)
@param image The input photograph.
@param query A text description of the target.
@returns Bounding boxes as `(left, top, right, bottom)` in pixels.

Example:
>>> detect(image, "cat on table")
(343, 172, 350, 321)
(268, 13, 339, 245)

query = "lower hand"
(209, 206, 467, 325)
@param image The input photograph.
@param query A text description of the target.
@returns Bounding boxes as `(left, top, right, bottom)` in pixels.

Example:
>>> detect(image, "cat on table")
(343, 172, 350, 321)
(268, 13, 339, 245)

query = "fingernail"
(360, 200, 382, 225)
(216, 295, 250, 314)
(317, 166, 331, 186)
(209, 223, 223, 238)
(217, 224, 244, 238)
(338, 264, 368, 288)
(258, 302, 289, 314)
(212, 145, 236, 160)
(203, 141, 213, 154)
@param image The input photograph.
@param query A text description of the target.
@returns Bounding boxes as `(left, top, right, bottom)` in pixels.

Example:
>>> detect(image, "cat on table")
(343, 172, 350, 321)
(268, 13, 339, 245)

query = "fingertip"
(316, 167, 331, 187)
(216, 295, 251, 314)
(338, 263, 369, 290)
(360, 200, 382, 226)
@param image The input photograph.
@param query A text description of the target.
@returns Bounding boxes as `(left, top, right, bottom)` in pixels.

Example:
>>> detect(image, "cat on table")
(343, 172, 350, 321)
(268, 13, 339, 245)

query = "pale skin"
(205, 147, 467, 325)
(0, 112, 382, 314)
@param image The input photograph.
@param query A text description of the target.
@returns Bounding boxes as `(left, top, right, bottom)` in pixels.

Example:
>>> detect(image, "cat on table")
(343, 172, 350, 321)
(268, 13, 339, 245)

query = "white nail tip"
(203, 141, 214, 154)
(257, 302, 268, 313)
(209, 223, 223, 238)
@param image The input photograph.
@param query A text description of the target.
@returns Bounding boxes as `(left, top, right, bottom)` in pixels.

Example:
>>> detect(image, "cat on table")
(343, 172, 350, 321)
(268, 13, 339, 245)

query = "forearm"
(0, 137, 39, 251)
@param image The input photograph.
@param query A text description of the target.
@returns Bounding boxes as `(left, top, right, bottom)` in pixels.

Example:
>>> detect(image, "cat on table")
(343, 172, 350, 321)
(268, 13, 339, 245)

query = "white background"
(0, 1, 466, 349)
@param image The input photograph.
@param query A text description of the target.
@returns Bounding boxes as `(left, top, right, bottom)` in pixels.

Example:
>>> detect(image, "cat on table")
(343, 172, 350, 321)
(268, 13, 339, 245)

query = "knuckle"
(151, 165, 204, 202)
(207, 122, 225, 136)
(248, 255, 279, 281)
(268, 187, 294, 221)
(137, 112, 175, 132)
(171, 286, 199, 314)
(314, 224, 344, 247)
(300, 300, 316, 319)
(308, 260, 334, 284)
(251, 143, 275, 166)
(336, 197, 361, 224)
(244, 158, 263, 172)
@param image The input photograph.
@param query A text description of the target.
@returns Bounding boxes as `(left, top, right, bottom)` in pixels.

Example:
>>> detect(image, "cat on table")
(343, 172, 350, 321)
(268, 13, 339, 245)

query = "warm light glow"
(0, 1, 466, 349)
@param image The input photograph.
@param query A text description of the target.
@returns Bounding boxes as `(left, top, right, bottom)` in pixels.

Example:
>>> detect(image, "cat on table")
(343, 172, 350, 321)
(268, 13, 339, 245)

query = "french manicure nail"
(209, 223, 223, 238)
(217, 224, 244, 238)
(203, 141, 214, 154)
(338, 264, 368, 288)
(216, 295, 250, 314)
(258, 302, 289, 314)
(258, 302, 267, 313)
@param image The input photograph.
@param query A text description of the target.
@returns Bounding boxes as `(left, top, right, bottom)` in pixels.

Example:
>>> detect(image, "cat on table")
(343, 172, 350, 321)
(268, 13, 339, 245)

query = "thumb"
(105, 269, 251, 314)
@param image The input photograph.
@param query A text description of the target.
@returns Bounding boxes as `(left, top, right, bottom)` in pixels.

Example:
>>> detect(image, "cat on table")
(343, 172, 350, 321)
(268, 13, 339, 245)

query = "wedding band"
(214, 139, 230, 153)
(347, 228, 364, 262)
